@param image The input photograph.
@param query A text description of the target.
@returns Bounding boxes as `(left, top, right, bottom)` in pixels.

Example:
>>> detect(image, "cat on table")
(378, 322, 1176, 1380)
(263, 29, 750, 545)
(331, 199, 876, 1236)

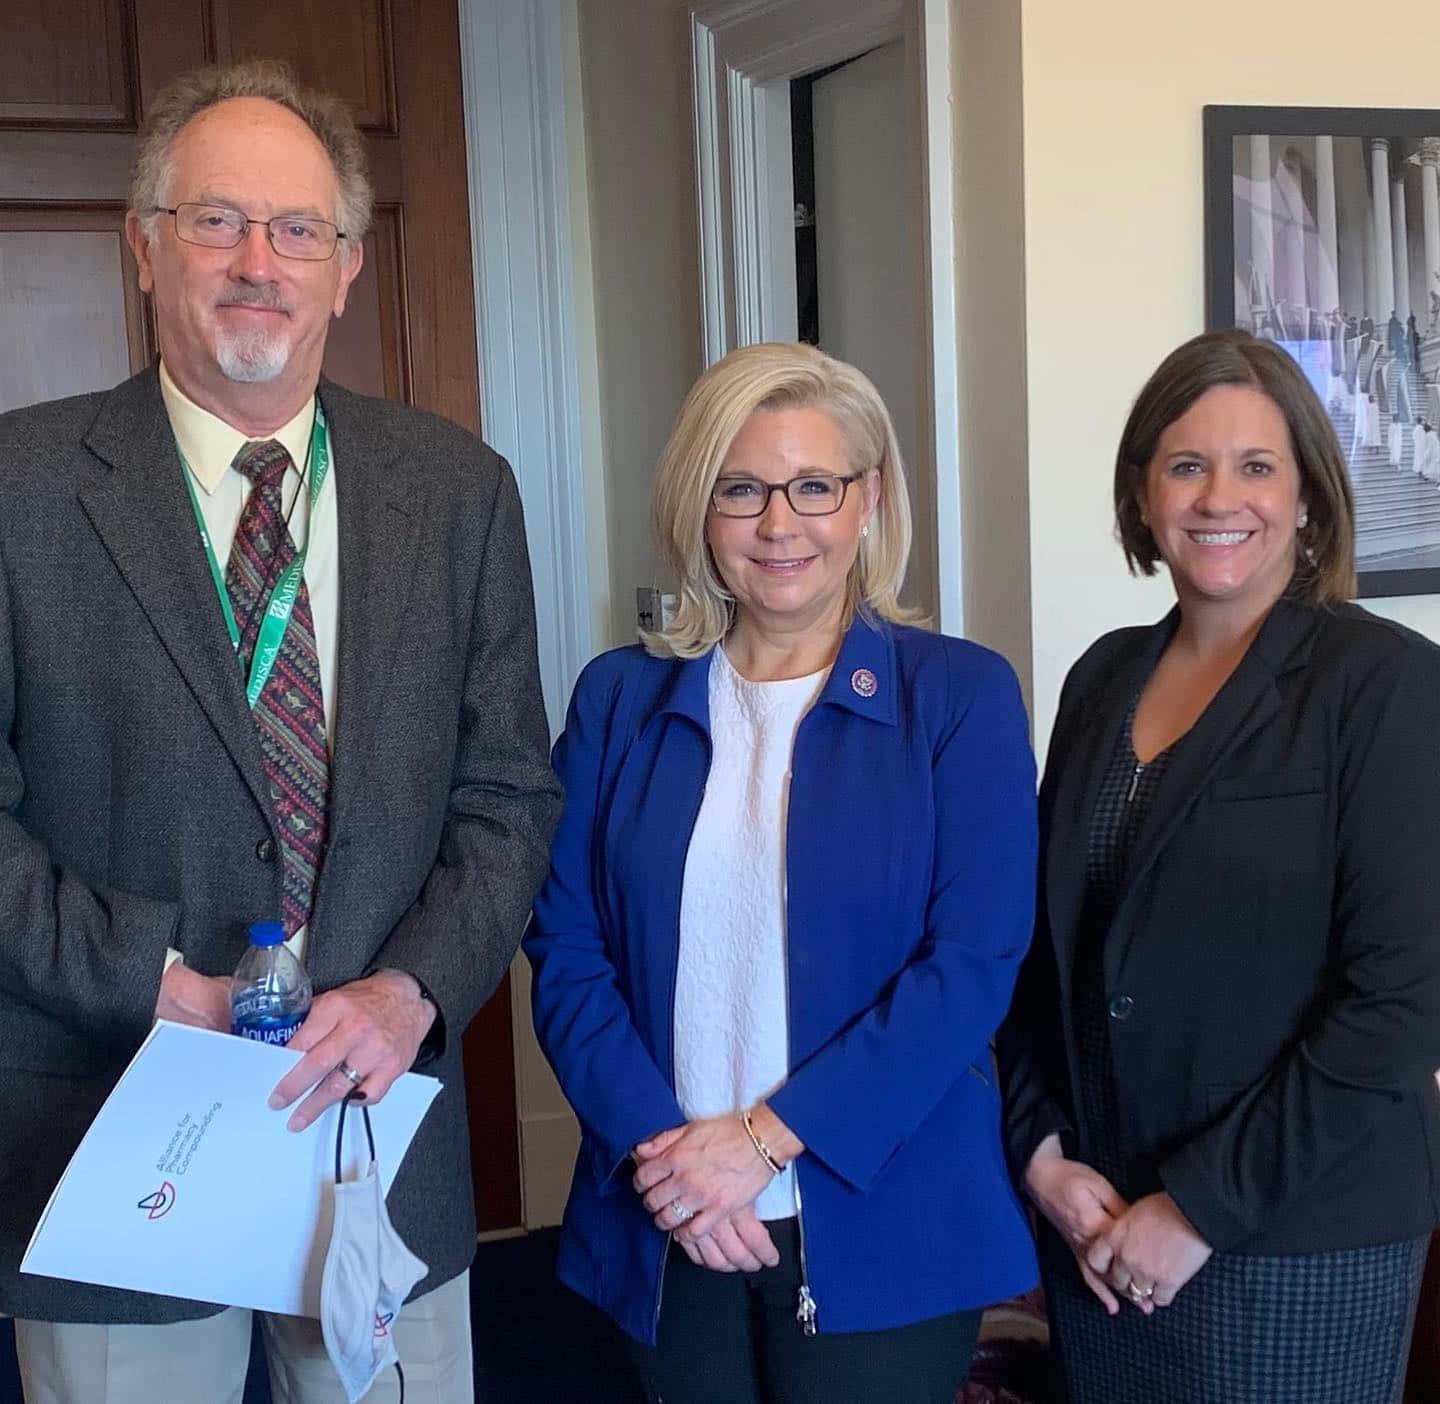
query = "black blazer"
(998, 597, 1440, 1255)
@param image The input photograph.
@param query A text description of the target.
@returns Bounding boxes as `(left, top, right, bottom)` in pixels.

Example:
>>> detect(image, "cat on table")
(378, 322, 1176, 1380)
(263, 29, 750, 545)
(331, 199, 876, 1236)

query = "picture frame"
(1203, 105, 1440, 597)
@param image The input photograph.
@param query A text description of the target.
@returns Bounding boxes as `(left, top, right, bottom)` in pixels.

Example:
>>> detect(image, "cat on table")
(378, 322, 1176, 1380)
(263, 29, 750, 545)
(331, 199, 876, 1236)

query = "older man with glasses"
(0, 58, 560, 1403)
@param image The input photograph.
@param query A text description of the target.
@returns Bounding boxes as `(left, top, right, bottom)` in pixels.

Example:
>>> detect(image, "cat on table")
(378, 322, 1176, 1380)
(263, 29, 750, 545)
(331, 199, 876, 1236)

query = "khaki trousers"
(14, 1271, 473, 1404)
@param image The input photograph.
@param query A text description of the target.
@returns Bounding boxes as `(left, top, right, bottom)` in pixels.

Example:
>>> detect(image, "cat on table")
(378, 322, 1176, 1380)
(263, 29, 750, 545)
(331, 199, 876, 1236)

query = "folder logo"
(137, 1181, 176, 1220)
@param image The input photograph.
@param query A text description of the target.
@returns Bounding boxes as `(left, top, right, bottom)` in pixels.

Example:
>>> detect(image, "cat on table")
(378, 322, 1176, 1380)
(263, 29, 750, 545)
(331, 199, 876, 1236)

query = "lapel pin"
(850, 668, 878, 698)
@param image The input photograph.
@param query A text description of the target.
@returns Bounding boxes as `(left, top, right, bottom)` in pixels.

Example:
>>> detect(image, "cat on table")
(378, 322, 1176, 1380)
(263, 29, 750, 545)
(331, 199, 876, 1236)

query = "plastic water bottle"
(230, 920, 312, 1046)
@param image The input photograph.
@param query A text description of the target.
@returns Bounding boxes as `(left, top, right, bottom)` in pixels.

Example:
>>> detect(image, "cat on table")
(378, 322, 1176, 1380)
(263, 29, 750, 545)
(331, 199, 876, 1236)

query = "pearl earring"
(1297, 511, 1309, 530)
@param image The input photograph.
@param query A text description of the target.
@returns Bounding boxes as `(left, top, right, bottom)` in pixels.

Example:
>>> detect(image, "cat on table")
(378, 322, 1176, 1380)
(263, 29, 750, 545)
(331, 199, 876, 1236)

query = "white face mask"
(320, 1097, 428, 1403)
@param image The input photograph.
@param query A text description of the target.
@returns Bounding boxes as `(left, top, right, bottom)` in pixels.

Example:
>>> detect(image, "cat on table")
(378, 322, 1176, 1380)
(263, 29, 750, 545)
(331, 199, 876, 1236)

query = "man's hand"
(155, 961, 231, 1032)
(268, 970, 436, 1131)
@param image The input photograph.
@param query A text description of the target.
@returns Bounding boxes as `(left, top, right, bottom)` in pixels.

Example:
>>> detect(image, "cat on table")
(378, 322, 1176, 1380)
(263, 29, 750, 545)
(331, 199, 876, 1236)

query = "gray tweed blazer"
(0, 367, 561, 1323)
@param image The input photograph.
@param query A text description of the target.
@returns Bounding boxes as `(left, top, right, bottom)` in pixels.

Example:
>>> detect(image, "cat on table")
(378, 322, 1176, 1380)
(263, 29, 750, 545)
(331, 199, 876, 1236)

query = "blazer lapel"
(1043, 617, 1172, 973)
(77, 370, 272, 816)
(1107, 597, 1321, 974)
(318, 382, 424, 846)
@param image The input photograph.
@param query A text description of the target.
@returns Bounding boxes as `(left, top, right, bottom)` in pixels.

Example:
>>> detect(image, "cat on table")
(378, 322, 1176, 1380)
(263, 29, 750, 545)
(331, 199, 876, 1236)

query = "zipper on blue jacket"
(785, 718, 819, 1337)
(793, 1177, 818, 1335)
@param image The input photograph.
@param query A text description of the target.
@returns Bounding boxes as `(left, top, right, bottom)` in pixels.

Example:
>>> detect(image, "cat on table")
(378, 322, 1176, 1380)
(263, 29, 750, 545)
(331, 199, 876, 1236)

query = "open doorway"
(689, 0, 957, 627)
(788, 43, 926, 611)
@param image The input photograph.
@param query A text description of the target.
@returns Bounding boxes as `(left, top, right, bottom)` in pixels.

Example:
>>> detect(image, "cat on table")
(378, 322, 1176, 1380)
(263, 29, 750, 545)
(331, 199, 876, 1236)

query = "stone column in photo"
(1315, 135, 1341, 313)
(1364, 191, 1379, 321)
(1248, 135, 1275, 316)
(1392, 173, 1412, 324)
(1335, 136, 1370, 316)
(1275, 146, 1309, 316)
(1419, 138, 1440, 328)
(1371, 137, 1396, 319)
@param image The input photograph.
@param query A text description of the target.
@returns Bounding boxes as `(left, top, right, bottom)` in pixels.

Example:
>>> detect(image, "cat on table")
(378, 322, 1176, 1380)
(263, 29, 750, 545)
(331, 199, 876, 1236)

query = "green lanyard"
(178, 400, 331, 709)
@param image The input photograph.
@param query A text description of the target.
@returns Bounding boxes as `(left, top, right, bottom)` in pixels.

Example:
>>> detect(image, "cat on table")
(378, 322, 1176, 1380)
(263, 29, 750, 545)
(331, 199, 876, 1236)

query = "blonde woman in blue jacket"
(525, 342, 1038, 1404)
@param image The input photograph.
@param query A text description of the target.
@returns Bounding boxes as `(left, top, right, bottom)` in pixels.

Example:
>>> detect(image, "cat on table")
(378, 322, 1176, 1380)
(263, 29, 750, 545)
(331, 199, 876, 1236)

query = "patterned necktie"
(225, 439, 330, 938)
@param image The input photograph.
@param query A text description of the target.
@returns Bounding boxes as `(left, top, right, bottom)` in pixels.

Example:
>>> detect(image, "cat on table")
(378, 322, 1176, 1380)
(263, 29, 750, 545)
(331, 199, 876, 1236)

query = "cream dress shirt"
(158, 362, 340, 966)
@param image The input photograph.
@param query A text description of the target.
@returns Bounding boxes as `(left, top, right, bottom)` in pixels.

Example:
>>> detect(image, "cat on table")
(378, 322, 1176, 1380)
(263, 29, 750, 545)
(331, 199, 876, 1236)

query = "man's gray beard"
(215, 329, 290, 383)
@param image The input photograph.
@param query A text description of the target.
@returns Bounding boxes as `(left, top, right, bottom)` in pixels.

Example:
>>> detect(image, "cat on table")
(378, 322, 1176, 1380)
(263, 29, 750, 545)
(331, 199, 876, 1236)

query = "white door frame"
(689, 0, 964, 634)
(458, 0, 598, 1230)
(458, 0, 597, 741)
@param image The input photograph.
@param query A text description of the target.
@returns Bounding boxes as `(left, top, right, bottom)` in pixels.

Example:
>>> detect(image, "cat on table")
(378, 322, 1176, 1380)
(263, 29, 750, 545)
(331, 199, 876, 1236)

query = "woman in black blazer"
(998, 328, 1440, 1402)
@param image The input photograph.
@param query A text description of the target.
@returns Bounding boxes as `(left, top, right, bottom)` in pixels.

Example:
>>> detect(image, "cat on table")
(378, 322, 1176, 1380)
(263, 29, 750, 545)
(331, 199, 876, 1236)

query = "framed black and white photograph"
(1204, 105, 1440, 597)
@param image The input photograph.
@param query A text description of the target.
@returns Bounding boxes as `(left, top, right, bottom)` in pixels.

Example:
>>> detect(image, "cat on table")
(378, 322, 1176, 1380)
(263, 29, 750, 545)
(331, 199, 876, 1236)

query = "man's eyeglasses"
(150, 203, 348, 261)
(710, 472, 865, 518)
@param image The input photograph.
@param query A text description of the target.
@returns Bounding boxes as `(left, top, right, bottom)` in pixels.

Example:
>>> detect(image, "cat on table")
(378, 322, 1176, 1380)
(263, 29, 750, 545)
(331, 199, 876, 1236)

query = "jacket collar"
(1106, 595, 1320, 969)
(157, 360, 316, 491)
(653, 611, 900, 733)
(1046, 591, 1324, 972)
(816, 612, 899, 726)
(79, 368, 274, 818)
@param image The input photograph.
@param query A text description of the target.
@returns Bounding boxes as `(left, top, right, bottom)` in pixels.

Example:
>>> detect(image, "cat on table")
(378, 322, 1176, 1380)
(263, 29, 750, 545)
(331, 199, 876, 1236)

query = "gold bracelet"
(742, 1108, 784, 1176)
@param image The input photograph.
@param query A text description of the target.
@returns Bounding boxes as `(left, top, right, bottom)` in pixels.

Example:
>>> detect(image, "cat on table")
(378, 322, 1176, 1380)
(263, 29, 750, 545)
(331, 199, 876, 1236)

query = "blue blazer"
(525, 616, 1039, 1344)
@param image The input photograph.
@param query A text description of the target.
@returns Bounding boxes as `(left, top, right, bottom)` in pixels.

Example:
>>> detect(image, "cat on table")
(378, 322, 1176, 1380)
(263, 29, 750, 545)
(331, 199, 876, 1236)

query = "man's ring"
(336, 1061, 363, 1087)
(670, 1200, 693, 1224)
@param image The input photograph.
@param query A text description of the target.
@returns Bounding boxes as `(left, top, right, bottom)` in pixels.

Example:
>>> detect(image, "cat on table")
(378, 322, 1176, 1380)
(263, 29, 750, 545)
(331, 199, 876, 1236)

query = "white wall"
(577, 0, 705, 646)
(1017, 0, 1440, 749)
(950, 0, 1031, 700)
(564, 6, 614, 665)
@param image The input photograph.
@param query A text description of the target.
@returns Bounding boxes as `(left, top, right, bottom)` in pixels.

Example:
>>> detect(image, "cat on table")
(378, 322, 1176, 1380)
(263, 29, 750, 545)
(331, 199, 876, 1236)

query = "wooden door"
(0, 0, 522, 1230)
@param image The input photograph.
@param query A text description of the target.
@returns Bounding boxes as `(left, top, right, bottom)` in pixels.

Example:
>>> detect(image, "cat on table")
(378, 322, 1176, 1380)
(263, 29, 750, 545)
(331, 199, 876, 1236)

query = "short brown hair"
(1114, 328, 1356, 604)
(130, 59, 372, 255)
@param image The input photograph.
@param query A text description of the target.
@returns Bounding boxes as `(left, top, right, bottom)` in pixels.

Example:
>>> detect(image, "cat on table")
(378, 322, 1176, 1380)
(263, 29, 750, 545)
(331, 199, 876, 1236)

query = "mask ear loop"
(334, 1091, 376, 1184)
(331, 1093, 404, 1402)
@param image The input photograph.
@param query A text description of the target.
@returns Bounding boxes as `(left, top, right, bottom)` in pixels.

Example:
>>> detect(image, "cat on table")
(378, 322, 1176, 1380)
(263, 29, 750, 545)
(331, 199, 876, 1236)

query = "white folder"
(21, 1020, 441, 1317)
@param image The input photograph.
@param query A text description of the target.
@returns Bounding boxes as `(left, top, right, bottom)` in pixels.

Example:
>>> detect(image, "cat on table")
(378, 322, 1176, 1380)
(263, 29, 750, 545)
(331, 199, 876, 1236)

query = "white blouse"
(673, 646, 827, 1221)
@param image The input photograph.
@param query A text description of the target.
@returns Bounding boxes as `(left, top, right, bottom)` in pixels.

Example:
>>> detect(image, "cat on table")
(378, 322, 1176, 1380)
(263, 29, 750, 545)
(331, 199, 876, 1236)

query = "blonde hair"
(646, 341, 921, 659)
(131, 59, 372, 258)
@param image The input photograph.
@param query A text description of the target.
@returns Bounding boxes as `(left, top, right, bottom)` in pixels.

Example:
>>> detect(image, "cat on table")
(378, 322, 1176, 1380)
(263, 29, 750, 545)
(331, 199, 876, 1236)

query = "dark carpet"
(0, 1229, 642, 1404)
(467, 1229, 644, 1404)
(0, 1234, 1060, 1401)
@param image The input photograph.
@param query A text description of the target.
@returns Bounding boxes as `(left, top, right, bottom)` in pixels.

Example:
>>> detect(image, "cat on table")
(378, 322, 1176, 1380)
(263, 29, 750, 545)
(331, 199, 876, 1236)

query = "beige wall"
(577, 0, 704, 647)
(1016, 0, 1440, 748)
(951, 0, 1032, 700)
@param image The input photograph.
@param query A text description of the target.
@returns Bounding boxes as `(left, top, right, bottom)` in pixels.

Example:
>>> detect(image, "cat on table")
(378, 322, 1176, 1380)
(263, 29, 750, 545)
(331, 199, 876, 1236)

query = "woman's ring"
(670, 1200, 693, 1224)
(336, 1061, 364, 1087)
(1127, 1281, 1154, 1302)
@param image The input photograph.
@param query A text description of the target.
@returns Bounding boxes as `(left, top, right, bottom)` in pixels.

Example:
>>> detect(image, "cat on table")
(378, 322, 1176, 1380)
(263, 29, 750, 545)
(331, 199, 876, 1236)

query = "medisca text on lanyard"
(177, 398, 330, 710)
